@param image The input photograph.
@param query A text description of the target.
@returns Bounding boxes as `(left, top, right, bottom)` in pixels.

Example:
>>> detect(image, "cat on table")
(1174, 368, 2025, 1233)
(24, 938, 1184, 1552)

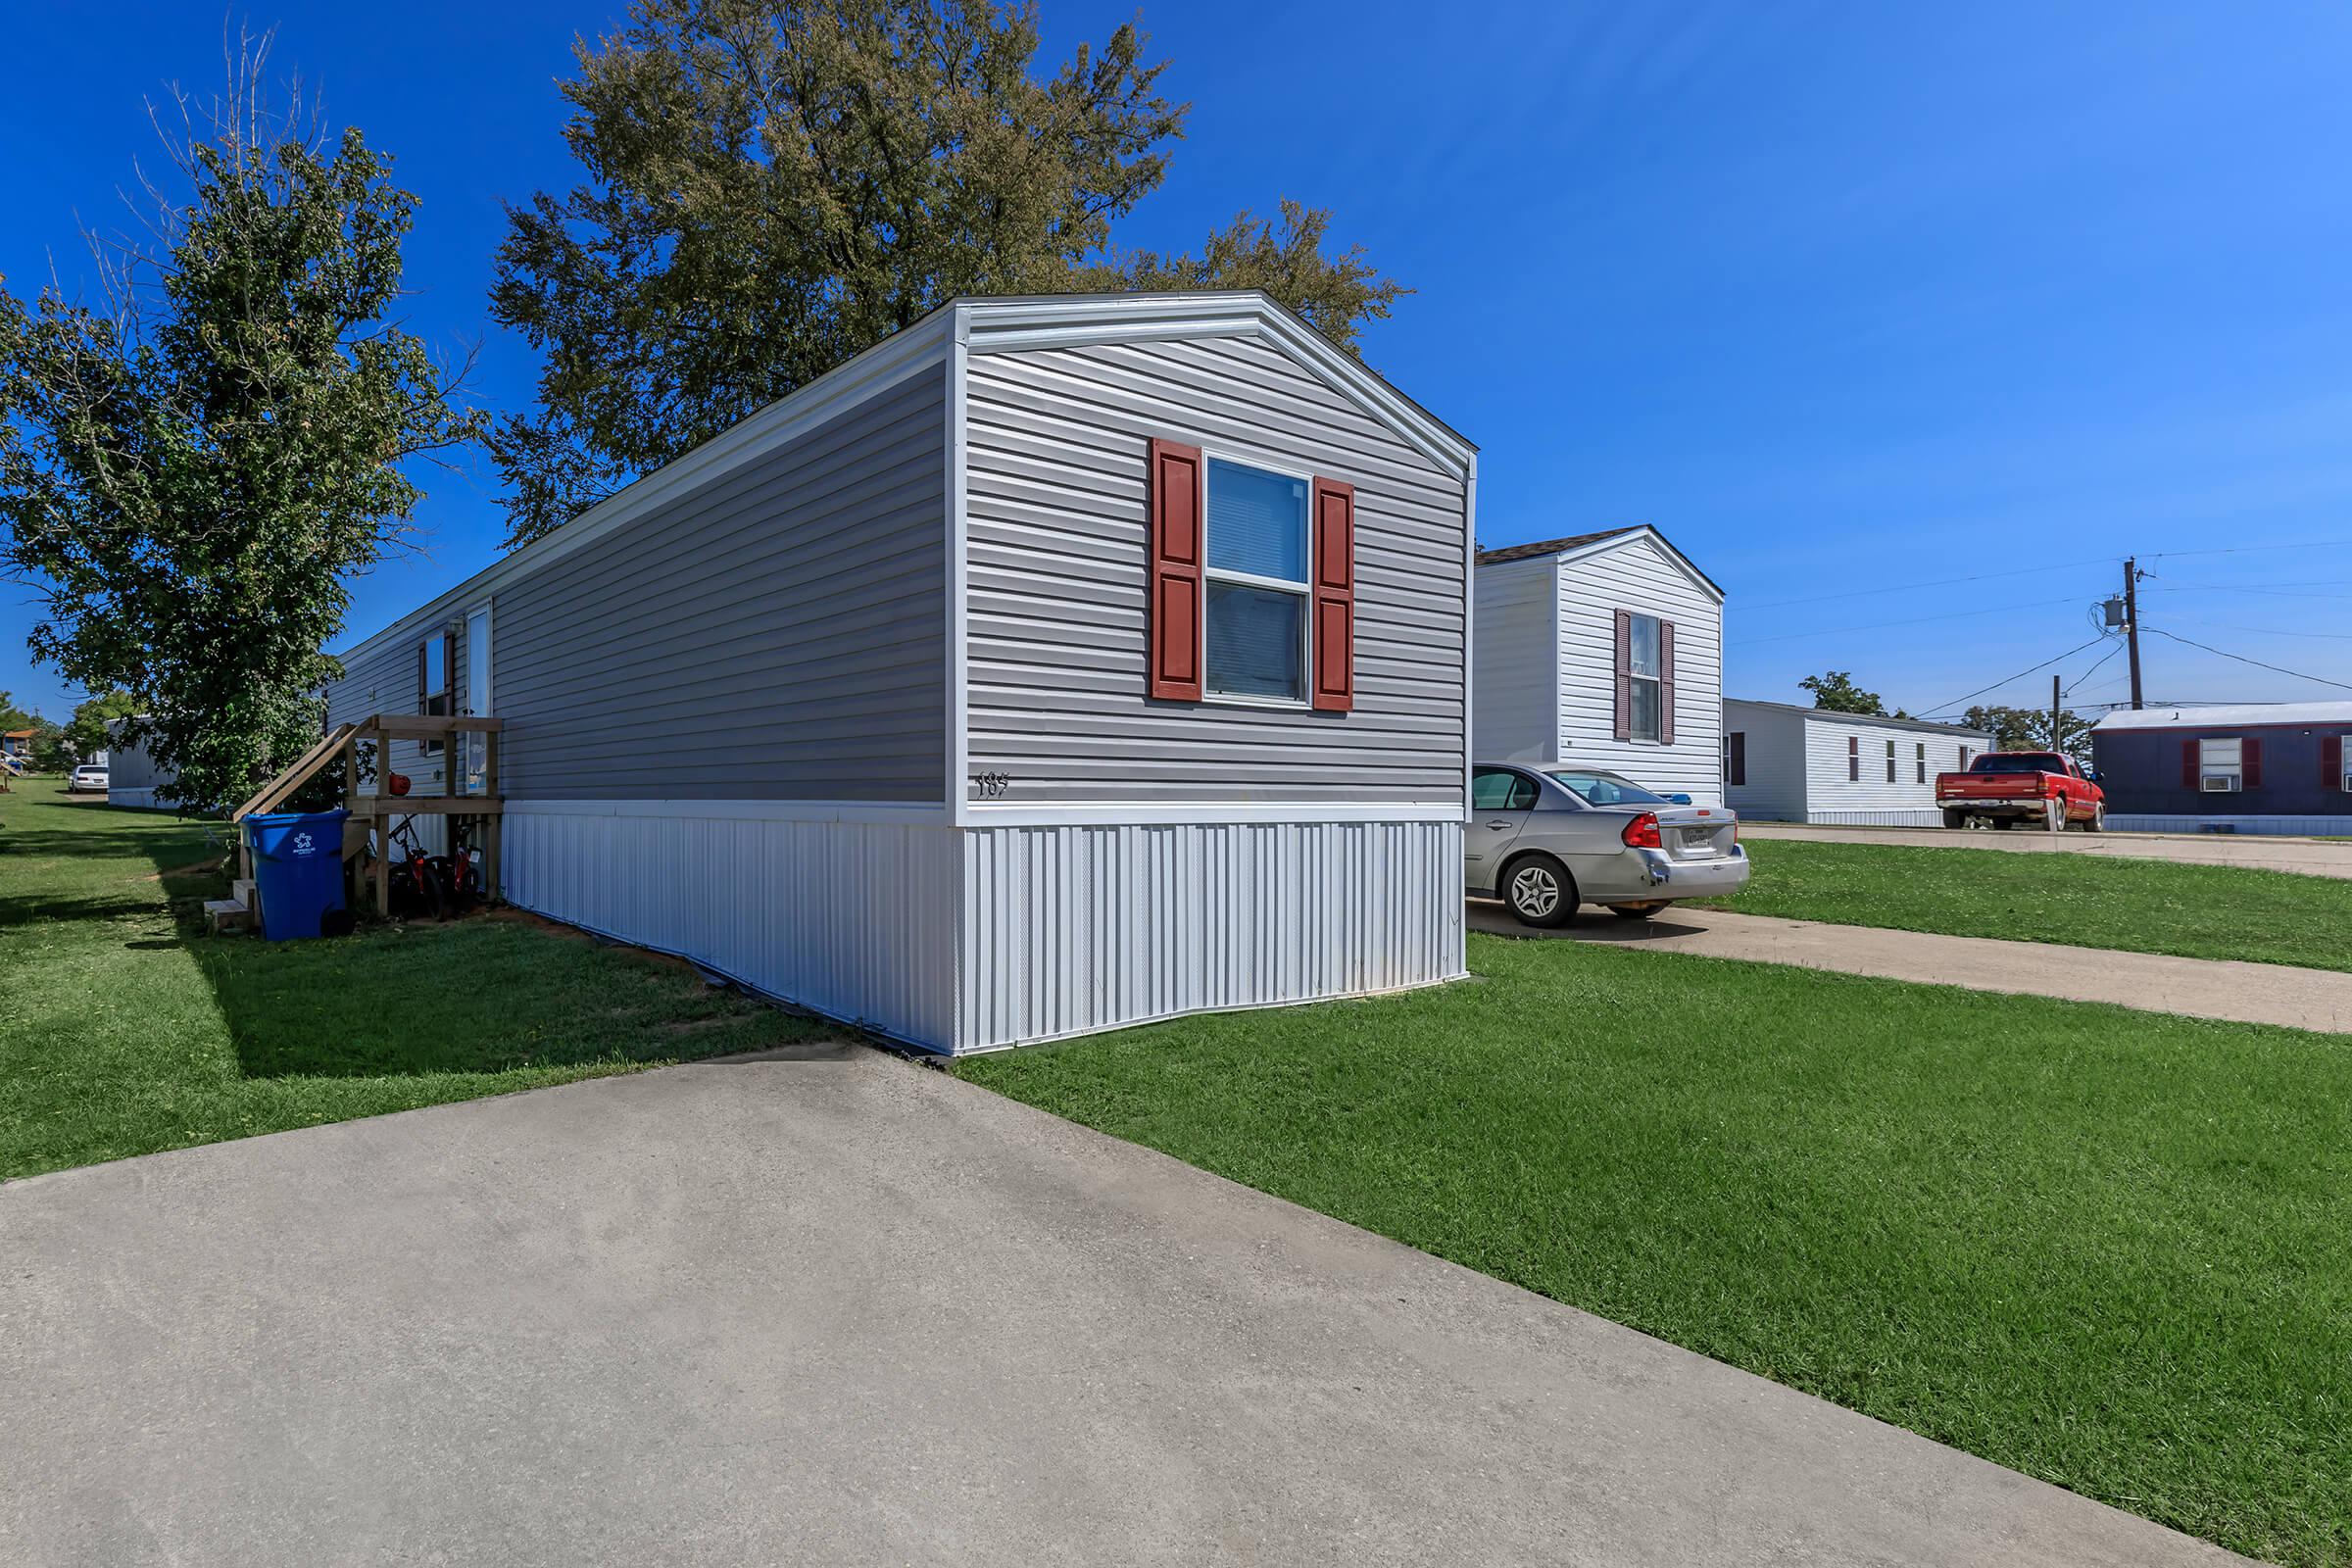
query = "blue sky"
(6, 1, 2352, 724)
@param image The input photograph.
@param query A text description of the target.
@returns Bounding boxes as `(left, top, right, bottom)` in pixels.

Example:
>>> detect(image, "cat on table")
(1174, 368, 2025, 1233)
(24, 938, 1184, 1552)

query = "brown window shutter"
(2326, 735, 2344, 790)
(1145, 439, 1204, 701)
(2180, 738, 2198, 788)
(1657, 620, 1676, 745)
(2243, 737, 2262, 788)
(1847, 735, 1859, 782)
(1612, 610, 1632, 740)
(1309, 478, 1355, 712)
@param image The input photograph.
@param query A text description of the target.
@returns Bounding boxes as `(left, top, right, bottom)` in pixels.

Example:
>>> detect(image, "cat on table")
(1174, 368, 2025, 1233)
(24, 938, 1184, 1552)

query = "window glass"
(1915, 743, 1927, 783)
(1628, 613, 1661, 678)
(1202, 460, 1310, 701)
(1629, 679, 1661, 742)
(1204, 581, 1303, 701)
(1547, 770, 1672, 807)
(2199, 737, 2243, 780)
(1472, 769, 1538, 811)
(1972, 753, 2066, 774)
(1205, 460, 1307, 581)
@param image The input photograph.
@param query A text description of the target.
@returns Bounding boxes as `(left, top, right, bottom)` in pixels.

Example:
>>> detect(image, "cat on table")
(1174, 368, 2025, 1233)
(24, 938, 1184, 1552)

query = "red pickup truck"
(1933, 752, 2105, 832)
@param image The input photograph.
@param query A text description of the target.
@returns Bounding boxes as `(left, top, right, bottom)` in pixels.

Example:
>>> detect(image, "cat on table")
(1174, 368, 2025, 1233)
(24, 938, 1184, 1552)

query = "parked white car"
(69, 764, 109, 794)
(1468, 762, 1750, 926)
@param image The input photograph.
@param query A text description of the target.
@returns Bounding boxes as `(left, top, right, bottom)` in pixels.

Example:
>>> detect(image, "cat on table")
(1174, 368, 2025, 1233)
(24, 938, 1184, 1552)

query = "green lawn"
(958, 936, 2352, 1567)
(1, 778, 830, 1181)
(1699, 836, 2352, 971)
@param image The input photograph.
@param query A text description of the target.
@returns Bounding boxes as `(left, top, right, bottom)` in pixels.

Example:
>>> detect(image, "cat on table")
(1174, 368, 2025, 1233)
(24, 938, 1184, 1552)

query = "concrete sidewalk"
(1, 1052, 2248, 1568)
(1471, 902, 2352, 1033)
(1741, 821, 2352, 879)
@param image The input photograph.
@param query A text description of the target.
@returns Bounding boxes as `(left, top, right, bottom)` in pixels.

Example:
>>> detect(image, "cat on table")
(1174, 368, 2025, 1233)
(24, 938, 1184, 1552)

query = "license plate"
(1681, 827, 1716, 852)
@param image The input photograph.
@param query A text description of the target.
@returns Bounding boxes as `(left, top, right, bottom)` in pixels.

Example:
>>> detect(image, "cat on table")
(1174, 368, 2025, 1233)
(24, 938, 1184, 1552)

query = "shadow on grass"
(186, 908, 835, 1080)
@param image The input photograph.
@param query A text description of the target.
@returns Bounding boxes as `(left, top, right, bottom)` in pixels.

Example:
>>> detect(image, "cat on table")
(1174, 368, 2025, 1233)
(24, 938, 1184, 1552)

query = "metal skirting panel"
(1807, 808, 1947, 828)
(502, 805, 958, 1049)
(2111, 813, 2352, 837)
(957, 818, 1467, 1052)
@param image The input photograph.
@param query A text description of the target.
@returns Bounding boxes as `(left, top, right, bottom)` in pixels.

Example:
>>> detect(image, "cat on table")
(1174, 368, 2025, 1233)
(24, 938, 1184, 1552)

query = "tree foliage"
(0, 38, 477, 812)
(489, 0, 1404, 548)
(1962, 704, 2094, 763)
(1798, 670, 1886, 716)
(66, 687, 139, 760)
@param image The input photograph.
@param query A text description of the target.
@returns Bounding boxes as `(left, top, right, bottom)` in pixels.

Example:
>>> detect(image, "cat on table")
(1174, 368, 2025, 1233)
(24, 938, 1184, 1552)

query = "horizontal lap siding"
(963, 334, 1467, 805)
(958, 818, 1466, 1050)
(1801, 713, 1981, 825)
(325, 635, 463, 800)
(1555, 542, 1724, 806)
(1470, 559, 1558, 762)
(493, 369, 949, 800)
(1720, 705, 1809, 821)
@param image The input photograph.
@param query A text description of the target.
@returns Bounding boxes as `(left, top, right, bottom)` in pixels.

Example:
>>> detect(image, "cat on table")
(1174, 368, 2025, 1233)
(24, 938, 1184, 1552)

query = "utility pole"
(2122, 557, 2144, 710)
(2052, 673, 2064, 757)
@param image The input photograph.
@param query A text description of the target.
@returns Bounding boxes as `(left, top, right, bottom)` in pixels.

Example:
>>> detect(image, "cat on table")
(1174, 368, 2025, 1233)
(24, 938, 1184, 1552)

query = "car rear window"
(1545, 770, 1673, 807)
(1971, 754, 2066, 774)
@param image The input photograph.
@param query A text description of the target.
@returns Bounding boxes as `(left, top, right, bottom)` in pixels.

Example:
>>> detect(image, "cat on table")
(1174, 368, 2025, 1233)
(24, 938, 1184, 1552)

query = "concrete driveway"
(1, 1051, 2247, 1568)
(1468, 902, 2352, 1034)
(1741, 821, 2352, 878)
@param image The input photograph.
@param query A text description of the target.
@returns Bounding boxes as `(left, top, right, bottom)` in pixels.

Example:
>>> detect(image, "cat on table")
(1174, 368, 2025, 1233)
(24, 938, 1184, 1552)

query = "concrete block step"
(202, 898, 252, 935)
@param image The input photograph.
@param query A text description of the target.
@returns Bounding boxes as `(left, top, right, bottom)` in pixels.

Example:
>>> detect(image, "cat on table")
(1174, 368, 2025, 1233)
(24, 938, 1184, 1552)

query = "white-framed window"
(2340, 735, 2352, 791)
(2200, 737, 2243, 786)
(1627, 612, 1663, 741)
(1202, 458, 1310, 704)
(1915, 742, 1927, 783)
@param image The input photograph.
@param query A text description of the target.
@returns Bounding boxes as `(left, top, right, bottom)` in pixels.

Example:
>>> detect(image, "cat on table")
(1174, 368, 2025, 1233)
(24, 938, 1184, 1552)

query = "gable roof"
(1477, 525, 1725, 601)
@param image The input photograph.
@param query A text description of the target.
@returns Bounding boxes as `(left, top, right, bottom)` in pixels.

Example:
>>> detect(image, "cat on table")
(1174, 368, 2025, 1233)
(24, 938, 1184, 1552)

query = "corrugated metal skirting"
(2110, 813, 2352, 837)
(958, 818, 1467, 1051)
(1807, 808, 1947, 828)
(503, 807, 958, 1049)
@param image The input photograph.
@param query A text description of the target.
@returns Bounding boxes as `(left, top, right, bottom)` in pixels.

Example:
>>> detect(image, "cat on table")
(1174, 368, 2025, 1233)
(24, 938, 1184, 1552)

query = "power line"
(1914, 634, 2110, 718)
(1730, 595, 2089, 647)
(2063, 641, 2122, 697)
(2142, 627, 2352, 695)
(2142, 579, 2352, 599)
(2140, 538, 2352, 562)
(2165, 616, 2352, 642)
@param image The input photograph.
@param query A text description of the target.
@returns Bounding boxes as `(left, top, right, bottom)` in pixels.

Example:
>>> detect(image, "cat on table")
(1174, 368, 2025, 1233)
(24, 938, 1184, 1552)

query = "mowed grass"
(1, 779, 831, 1181)
(958, 934, 2352, 1565)
(1699, 836, 2352, 971)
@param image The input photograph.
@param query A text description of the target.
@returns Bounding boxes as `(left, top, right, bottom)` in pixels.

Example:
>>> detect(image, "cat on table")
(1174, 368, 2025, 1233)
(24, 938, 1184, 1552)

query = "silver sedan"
(1467, 762, 1751, 926)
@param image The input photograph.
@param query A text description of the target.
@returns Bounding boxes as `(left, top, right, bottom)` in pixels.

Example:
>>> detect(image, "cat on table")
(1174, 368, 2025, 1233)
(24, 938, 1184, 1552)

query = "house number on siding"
(971, 772, 1012, 798)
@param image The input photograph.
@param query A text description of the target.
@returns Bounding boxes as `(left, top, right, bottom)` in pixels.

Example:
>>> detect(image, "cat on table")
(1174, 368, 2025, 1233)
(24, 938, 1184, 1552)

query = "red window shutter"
(1309, 478, 1355, 712)
(2243, 737, 2262, 788)
(1657, 620, 1676, 745)
(1145, 439, 1204, 702)
(2325, 735, 2344, 791)
(2181, 738, 2198, 788)
(1612, 610, 1633, 740)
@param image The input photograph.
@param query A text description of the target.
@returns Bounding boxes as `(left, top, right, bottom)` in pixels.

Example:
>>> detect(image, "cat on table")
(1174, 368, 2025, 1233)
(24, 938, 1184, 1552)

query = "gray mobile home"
(323, 292, 1478, 1054)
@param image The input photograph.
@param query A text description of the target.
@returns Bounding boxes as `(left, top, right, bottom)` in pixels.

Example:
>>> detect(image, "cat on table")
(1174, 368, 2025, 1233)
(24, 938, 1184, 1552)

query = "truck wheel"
(2044, 798, 2067, 833)
(1941, 809, 1966, 830)
(2084, 801, 2106, 833)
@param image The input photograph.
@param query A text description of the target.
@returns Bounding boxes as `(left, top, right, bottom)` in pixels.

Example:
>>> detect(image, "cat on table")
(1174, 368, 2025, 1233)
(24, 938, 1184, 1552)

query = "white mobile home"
(104, 718, 175, 810)
(323, 292, 1477, 1054)
(1472, 527, 1726, 805)
(1721, 699, 1991, 826)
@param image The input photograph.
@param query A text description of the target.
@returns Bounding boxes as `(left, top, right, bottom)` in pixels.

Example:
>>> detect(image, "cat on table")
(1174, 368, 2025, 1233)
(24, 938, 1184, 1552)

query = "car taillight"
(1622, 811, 1663, 849)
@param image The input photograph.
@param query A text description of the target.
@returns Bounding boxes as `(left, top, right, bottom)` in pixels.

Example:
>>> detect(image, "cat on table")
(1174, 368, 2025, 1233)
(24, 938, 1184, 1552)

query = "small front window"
(1203, 459, 1309, 702)
(2200, 737, 2244, 786)
(1627, 613, 1663, 741)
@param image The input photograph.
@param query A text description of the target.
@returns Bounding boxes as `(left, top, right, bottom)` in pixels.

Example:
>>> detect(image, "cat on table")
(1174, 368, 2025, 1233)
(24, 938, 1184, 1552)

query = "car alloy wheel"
(1509, 862, 1563, 921)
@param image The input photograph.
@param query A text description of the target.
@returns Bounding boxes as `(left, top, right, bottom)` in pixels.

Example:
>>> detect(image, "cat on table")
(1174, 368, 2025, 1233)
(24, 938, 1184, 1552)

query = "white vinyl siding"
(1553, 537, 1725, 807)
(1469, 558, 1559, 763)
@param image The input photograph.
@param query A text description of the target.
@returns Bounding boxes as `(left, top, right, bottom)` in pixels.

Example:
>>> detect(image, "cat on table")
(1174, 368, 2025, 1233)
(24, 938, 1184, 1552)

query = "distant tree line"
(1796, 669, 2093, 762)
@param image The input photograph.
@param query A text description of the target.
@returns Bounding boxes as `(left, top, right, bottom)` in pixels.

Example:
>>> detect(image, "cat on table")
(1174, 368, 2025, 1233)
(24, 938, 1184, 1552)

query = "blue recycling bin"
(244, 809, 349, 941)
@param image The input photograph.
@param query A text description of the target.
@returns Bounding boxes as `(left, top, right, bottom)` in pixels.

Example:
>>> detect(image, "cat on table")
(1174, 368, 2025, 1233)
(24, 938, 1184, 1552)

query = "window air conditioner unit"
(2201, 774, 2240, 794)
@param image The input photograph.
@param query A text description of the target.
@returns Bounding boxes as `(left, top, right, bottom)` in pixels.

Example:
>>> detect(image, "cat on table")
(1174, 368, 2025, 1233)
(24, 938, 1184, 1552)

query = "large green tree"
(65, 687, 138, 761)
(489, 0, 1404, 548)
(0, 43, 477, 812)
